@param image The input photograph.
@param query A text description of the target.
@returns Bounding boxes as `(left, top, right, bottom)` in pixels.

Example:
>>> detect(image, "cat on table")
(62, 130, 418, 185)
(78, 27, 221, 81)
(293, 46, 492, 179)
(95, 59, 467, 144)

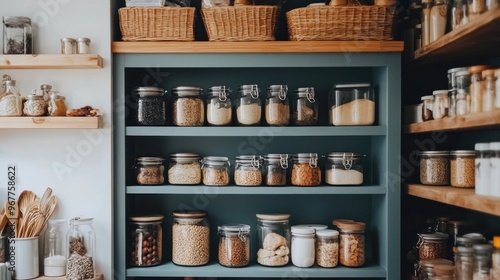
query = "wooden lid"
(130, 214, 164, 222)
(482, 69, 496, 78)
(256, 213, 290, 221)
(332, 218, 355, 227)
(337, 221, 365, 231)
(468, 65, 488, 74)
(173, 210, 207, 218)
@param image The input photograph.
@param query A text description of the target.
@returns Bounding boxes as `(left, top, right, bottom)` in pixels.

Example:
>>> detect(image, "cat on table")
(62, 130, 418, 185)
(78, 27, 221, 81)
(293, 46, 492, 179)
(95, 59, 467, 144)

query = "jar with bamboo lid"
(468, 65, 488, 114)
(337, 221, 365, 267)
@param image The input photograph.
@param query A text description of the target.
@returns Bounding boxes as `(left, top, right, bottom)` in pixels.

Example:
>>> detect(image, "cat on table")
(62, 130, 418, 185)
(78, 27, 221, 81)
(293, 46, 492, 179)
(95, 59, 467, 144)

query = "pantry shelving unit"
(0, 54, 103, 69)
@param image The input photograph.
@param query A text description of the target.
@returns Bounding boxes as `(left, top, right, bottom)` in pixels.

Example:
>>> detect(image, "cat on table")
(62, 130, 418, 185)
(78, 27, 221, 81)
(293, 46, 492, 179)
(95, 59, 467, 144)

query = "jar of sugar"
(325, 152, 364, 185)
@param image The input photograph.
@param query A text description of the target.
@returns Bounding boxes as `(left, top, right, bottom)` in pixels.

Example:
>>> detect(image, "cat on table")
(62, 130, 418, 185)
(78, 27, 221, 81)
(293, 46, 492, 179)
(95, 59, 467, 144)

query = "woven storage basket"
(118, 7, 195, 41)
(286, 5, 396, 41)
(201, 5, 279, 41)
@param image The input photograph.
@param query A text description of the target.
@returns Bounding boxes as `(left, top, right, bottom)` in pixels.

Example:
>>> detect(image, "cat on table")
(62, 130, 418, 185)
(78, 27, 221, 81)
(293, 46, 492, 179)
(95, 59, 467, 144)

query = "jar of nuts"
(128, 215, 163, 267)
(337, 221, 365, 267)
(234, 155, 262, 186)
(265, 85, 290, 126)
(418, 151, 450, 186)
(263, 154, 289, 186)
(256, 213, 291, 267)
(450, 150, 477, 188)
(325, 152, 364, 185)
(135, 157, 165, 185)
(201, 156, 230, 186)
(218, 224, 251, 267)
(168, 153, 202, 185)
(291, 153, 321, 186)
(316, 229, 339, 268)
(171, 86, 204, 126)
(416, 232, 449, 260)
(172, 210, 210, 266)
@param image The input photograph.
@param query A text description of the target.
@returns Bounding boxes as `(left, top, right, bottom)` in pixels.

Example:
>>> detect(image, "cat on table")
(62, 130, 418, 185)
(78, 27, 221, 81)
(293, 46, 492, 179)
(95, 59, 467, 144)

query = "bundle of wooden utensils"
(0, 187, 58, 238)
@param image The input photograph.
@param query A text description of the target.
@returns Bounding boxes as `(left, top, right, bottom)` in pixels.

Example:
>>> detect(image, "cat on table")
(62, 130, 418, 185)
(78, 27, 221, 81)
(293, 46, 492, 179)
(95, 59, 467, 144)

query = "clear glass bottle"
(47, 92, 68, 117)
(236, 84, 261, 126)
(456, 246, 474, 280)
(66, 217, 96, 280)
(201, 156, 230, 186)
(218, 224, 251, 267)
(263, 154, 288, 186)
(292, 87, 318, 126)
(265, 85, 289, 126)
(422, 0, 434, 47)
(422, 95, 434, 121)
(3, 16, 32, 54)
(450, 150, 476, 188)
(338, 221, 365, 267)
(291, 153, 321, 186)
(171, 86, 204, 126)
(430, 0, 447, 43)
(134, 87, 166, 126)
(469, 65, 489, 114)
(0, 75, 22, 116)
(451, 0, 468, 30)
(128, 215, 163, 267)
(316, 229, 339, 268)
(456, 90, 470, 116)
(291, 225, 315, 268)
(475, 143, 490, 196)
(416, 232, 449, 260)
(234, 155, 262, 186)
(172, 210, 210, 266)
(206, 86, 232, 126)
(168, 153, 202, 185)
(329, 83, 375, 126)
(418, 151, 450, 185)
(23, 92, 47, 116)
(473, 244, 493, 280)
(256, 213, 291, 267)
(325, 152, 364, 185)
(432, 90, 449, 119)
(134, 157, 165, 185)
(491, 142, 500, 197)
(482, 69, 496, 112)
(44, 219, 67, 277)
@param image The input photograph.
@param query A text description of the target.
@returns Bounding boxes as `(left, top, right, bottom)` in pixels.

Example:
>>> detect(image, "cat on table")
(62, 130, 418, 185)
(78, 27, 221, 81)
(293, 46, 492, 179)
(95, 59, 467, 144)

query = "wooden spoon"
(4, 201, 19, 238)
(39, 187, 53, 212)
(18, 190, 39, 218)
(17, 200, 39, 238)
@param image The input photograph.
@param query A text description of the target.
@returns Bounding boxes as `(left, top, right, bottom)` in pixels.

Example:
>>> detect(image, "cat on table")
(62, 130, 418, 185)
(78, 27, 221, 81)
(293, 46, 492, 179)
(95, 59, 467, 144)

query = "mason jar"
(482, 69, 496, 112)
(134, 87, 166, 126)
(265, 85, 290, 126)
(218, 224, 251, 267)
(432, 90, 449, 120)
(291, 153, 321, 186)
(473, 244, 493, 280)
(291, 225, 315, 268)
(168, 153, 201, 185)
(291, 87, 318, 126)
(262, 154, 289, 186)
(171, 86, 204, 126)
(201, 156, 230, 186)
(338, 221, 365, 267)
(418, 151, 450, 185)
(66, 217, 96, 279)
(234, 155, 262, 186)
(256, 213, 291, 267)
(128, 215, 163, 267)
(316, 229, 339, 268)
(236, 84, 261, 126)
(325, 152, 364, 185)
(23, 93, 46, 116)
(3, 16, 32, 54)
(134, 157, 165, 185)
(450, 150, 476, 188)
(416, 232, 449, 260)
(0, 76, 22, 116)
(172, 210, 210, 266)
(206, 86, 232, 126)
(475, 143, 490, 196)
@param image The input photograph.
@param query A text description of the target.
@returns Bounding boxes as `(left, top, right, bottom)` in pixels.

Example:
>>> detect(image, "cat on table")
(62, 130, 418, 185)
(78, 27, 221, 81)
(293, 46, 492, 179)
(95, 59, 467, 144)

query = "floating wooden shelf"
(0, 116, 103, 129)
(35, 273, 103, 280)
(0, 54, 103, 69)
(403, 110, 500, 133)
(406, 184, 500, 216)
(112, 41, 404, 54)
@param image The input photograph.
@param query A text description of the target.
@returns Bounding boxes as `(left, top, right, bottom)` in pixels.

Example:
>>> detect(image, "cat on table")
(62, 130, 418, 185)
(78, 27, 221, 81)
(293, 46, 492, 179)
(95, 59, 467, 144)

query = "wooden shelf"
(403, 110, 500, 133)
(112, 41, 404, 54)
(411, 7, 500, 64)
(0, 54, 103, 69)
(406, 184, 500, 216)
(0, 116, 103, 129)
(35, 273, 103, 280)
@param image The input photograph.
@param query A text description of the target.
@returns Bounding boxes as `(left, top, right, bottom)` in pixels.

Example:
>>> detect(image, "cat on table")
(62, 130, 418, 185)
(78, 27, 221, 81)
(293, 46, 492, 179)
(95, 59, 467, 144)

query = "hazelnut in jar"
(128, 215, 163, 267)
(134, 157, 165, 185)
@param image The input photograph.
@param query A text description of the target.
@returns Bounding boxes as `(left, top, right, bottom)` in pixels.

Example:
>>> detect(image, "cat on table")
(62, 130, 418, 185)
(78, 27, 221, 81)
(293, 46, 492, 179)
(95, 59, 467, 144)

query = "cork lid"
(468, 65, 488, 74)
(332, 218, 355, 227)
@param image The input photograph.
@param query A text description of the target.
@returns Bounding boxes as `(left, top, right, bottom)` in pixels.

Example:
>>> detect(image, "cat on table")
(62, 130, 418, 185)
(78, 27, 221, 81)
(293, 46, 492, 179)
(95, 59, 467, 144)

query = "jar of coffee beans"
(291, 153, 321, 186)
(416, 232, 449, 260)
(172, 210, 210, 266)
(134, 87, 166, 126)
(263, 154, 289, 186)
(218, 224, 251, 267)
(128, 215, 163, 267)
(418, 151, 450, 185)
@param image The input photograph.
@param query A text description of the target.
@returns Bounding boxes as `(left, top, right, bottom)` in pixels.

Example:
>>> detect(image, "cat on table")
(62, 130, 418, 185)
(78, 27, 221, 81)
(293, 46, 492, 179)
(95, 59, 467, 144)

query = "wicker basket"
(286, 5, 397, 41)
(201, 6, 279, 41)
(118, 7, 195, 41)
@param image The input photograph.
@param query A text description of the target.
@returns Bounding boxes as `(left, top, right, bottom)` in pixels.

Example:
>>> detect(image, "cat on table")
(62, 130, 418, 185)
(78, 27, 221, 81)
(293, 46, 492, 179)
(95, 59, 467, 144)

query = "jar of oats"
(171, 86, 204, 126)
(135, 157, 165, 185)
(416, 232, 449, 260)
(316, 229, 339, 268)
(338, 221, 365, 267)
(172, 210, 210, 266)
(263, 154, 289, 186)
(201, 156, 230, 186)
(234, 155, 262, 186)
(418, 151, 450, 185)
(265, 85, 290, 126)
(206, 86, 232, 126)
(291, 153, 321, 186)
(450, 150, 476, 188)
(218, 224, 251, 267)
(168, 153, 202, 185)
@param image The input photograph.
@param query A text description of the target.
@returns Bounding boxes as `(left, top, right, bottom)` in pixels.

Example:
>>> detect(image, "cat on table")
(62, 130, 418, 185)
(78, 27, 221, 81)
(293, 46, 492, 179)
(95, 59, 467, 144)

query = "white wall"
(0, 0, 113, 279)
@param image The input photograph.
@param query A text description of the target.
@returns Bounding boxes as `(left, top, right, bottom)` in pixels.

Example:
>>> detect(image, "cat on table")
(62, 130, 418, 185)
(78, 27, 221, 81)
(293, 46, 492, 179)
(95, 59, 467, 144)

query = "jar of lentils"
(201, 156, 230, 186)
(263, 154, 289, 186)
(450, 150, 476, 188)
(172, 210, 210, 266)
(134, 87, 166, 126)
(291, 153, 321, 186)
(256, 213, 291, 267)
(134, 157, 165, 185)
(418, 151, 450, 185)
(291, 87, 318, 126)
(325, 152, 364, 185)
(316, 229, 339, 268)
(128, 215, 163, 267)
(168, 153, 201, 185)
(416, 232, 449, 260)
(171, 86, 204, 126)
(265, 85, 290, 126)
(338, 221, 365, 267)
(206, 86, 232, 126)
(234, 155, 262, 186)
(218, 224, 251, 267)
(23, 93, 46, 116)
(236, 84, 261, 126)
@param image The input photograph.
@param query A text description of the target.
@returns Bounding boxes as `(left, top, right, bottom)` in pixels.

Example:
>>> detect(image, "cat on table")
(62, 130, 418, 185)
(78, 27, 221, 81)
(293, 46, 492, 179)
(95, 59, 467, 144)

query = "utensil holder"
(11, 237, 39, 280)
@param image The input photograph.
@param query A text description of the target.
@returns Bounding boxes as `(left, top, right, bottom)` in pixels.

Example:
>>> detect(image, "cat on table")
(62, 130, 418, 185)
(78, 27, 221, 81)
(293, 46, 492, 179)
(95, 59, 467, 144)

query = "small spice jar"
(325, 152, 364, 185)
(291, 153, 321, 186)
(76, 38, 91, 54)
(475, 143, 490, 196)
(416, 232, 449, 260)
(456, 246, 474, 280)
(262, 154, 289, 186)
(206, 86, 232, 126)
(128, 215, 163, 267)
(482, 69, 496, 112)
(338, 221, 365, 267)
(490, 142, 500, 197)
(201, 156, 230, 186)
(218, 224, 251, 267)
(134, 86, 166, 126)
(469, 65, 489, 114)
(171, 86, 204, 126)
(236, 84, 261, 126)
(47, 92, 68, 116)
(421, 95, 434, 121)
(172, 210, 210, 266)
(418, 151, 450, 186)
(316, 229, 339, 268)
(23, 93, 46, 116)
(291, 225, 315, 268)
(432, 90, 449, 120)
(167, 153, 202, 185)
(328, 83, 375, 126)
(450, 150, 476, 188)
(265, 85, 290, 126)
(60, 38, 76, 54)
(291, 87, 318, 126)
(134, 157, 165, 185)
(234, 155, 262, 186)
(3, 16, 33, 54)
(256, 213, 291, 267)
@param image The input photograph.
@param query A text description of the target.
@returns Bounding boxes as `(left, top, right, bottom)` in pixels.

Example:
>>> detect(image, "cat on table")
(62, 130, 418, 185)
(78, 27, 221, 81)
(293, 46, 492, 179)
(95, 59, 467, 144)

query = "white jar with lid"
(475, 143, 490, 196)
(432, 90, 449, 120)
(490, 142, 500, 197)
(291, 225, 315, 268)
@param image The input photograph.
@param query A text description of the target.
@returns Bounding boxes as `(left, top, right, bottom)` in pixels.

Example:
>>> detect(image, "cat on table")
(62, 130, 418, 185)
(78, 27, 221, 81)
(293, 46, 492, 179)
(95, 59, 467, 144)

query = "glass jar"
(128, 215, 163, 267)
(449, 90, 457, 117)
(171, 86, 204, 126)
(265, 85, 290, 126)
(256, 213, 291, 267)
(456, 70, 471, 92)
(468, 0, 485, 20)
(416, 232, 449, 260)
(469, 65, 489, 114)
(432, 90, 449, 120)
(316, 229, 339, 268)
(325, 152, 364, 185)
(475, 143, 490, 196)
(338, 221, 365, 267)
(291, 225, 315, 268)
(463, 233, 487, 246)
(60, 38, 77, 54)
(236, 84, 261, 126)
(492, 236, 500, 276)
(76, 37, 91, 54)
(456, 90, 470, 116)
(434, 216, 449, 233)
(473, 244, 493, 280)
(451, 0, 468, 30)
(23, 93, 47, 116)
(218, 224, 251, 267)
(419, 151, 450, 185)
(449, 67, 468, 90)
(134, 87, 166, 126)
(263, 154, 288, 186)
(47, 92, 67, 117)
(66, 217, 96, 280)
(292, 87, 318, 126)
(329, 83, 375, 126)
(422, 0, 434, 47)
(430, 0, 447, 43)
(41, 84, 52, 102)
(172, 210, 210, 266)
(291, 153, 321, 186)
(491, 142, 500, 197)
(496, 69, 500, 109)
(448, 220, 478, 248)
(168, 153, 202, 185)
(234, 155, 262, 186)
(450, 150, 476, 188)
(456, 246, 474, 280)
(3, 16, 32, 54)
(433, 264, 456, 280)
(0, 75, 22, 116)
(422, 95, 434, 121)
(206, 86, 232, 126)
(419, 259, 454, 280)
(44, 219, 67, 277)
(201, 156, 230, 186)
(482, 69, 496, 112)
(134, 157, 165, 185)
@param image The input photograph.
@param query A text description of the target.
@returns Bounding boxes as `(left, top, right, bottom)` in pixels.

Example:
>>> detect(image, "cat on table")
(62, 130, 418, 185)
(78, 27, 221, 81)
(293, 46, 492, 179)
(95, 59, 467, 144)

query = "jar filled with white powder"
(325, 152, 364, 185)
(328, 83, 375, 126)
(236, 84, 261, 126)
(265, 85, 290, 126)
(206, 86, 232, 126)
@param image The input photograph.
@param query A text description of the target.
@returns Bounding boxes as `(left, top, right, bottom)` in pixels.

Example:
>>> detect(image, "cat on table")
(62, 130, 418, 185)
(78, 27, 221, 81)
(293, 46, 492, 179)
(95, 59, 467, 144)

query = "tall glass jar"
(236, 84, 261, 126)
(416, 232, 449, 260)
(206, 86, 232, 126)
(265, 85, 290, 126)
(469, 65, 489, 114)
(422, 0, 434, 47)
(482, 69, 496, 112)
(475, 143, 490, 196)
(491, 142, 500, 197)
(172, 210, 210, 266)
(451, 0, 468, 30)
(456, 246, 474, 280)
(473, 244, 493, 280)
(422, 95, 434, 121)
(291, 153, 321, 186)
(171, 86, 204, 126)
(432, 90, 449, 119)
(44, 219, 67, 277)
(47, 92, 68, 117)
(134, 157, 165, 185)
(450, 150, 476, 188)
(134, 87, 166, 126)
(168, 153, 201, 185)
(218, 224, 251, 267)
(338, 221, 365, 267)
(23, 93, 46, 116)
(3, 16, 32, 54)
(263, 154, 288, 186)
(316, 229, 339, 268)
(430, 0, 447, 43)
(256, 213, 291, 267)
(201, 156, 230, 186)
(325, 152, 364, 185)
(66, 217, 96, 280)
(292, 87, 318, 126)
(291, 225, 315, 268)
(0, 75, 22, 116)
(419, 151, 450, 185)
(128, 215, 163, 267)
(234, 155, 262, 186)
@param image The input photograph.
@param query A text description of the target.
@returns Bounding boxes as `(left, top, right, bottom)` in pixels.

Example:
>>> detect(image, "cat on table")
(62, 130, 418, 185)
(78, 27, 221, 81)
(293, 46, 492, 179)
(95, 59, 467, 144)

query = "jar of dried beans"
(263, 154, 289, 186)
(66, 217, 95, 280)
(128, 215, 163, 267)
(234, 155, 262, 186)
(201, 156, 230, 186)
(418, 151, 450, 185)
(171, 86, 204, 126)
(218, 224, 251, 267)
(134, 157, 165, 185)
(416, 232, 449, 260)
(206, 86, 232, 126)
(168, 153, 202, 185)
(172, 210, 210, 266)
(325, 152, 364, 185)
(256, 213, 291, 267)
(23, 93, 46, 116)
(316, 229, 339, 268)
(337, 221, 365, 267)
(236, 84, 261, 126)
(135, 86, 166, 126)
(265, 85, 290, 126)
(291, 153, 321, 186)
(292, 87, 318, 126)
(328, 83, 375, 126)
(450, 150, 476, 188)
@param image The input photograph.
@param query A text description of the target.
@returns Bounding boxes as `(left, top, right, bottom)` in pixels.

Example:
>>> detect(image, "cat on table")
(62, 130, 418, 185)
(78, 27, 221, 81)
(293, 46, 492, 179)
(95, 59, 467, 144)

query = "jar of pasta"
(291, 153, 321, 186)
(168, 153, 201, 185)
(316, 229, 339, 268)
(338, 221, 365, 267)
(171, 86, 204, 126)
(265, 85, 290, 126)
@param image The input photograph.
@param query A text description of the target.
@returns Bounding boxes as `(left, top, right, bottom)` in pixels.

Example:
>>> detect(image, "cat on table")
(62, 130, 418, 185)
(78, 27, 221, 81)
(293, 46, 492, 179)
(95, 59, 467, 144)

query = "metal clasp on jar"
(309, 153, 318, 168)
(305, 87, 316, 103)
(249, 84, 259, 99)
(280, 154, 289, 169)
(342, 153, 354, 170)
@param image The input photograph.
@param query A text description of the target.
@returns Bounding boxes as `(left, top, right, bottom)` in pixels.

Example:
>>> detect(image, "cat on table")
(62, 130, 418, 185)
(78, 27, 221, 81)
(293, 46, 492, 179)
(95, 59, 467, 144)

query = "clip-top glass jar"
(44, 219, 67, 277)
(416, 232, 449, 260)
(256, 213, 291, 267)
(473, 244, 493, 280)
(23, 93, 46, 116)
(172, 210, 210, 266)
(291, 153, 321, 186)
(236, 84, 261, 126)
(338, 221, 365, 267)
(418, 151, 450, 185)
(475, 143, 490, 196)
(128, 215, 163, 267)
(168, 153, 201, 185)
(329, 83, 375, 126)
(263, 154, 288, 186)
(265, 85, 290, 126)
(171, 86, 204, 126)
(3, 16, 32, 54)
(66, 217, 96, 280)
(292, 87, 318, 126)
(134, 87, 166, 126)
(135, 157, 165, 185)
(47, 92, 67, 116)
(325, 152, 364, 185)
(234, 155, 262, 186)
(0, 75, 22, 116)
(218, 224, 251, 267)
(201, 156, 230, 186)
(206, 86, 232, 126)
(432, 90, 449, 120)
(316, 229, 339, 268)
(418, 258, 454, 280)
